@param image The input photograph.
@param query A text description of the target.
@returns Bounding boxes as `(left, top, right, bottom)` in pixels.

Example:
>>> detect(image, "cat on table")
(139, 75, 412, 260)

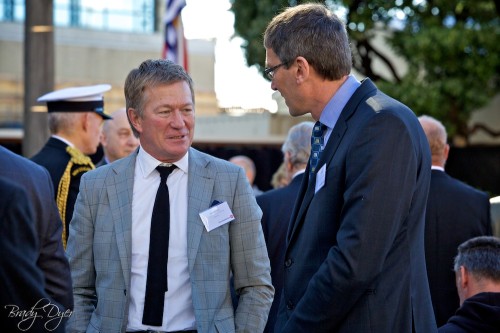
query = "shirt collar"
(51, 134, 74, 147)
(292, 169, 305, 179)
(431, 165, 445, 172)
(320, 74, 361, 130)
(137, 146, 189, 179)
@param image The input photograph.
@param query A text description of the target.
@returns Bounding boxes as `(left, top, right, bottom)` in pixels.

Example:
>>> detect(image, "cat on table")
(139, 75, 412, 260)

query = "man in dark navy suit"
(0, 177, 66, 332)
(0, 145, 72, 312)
(31, 84, 111, 247)
(256, 121, 313, 333)
(264, 4, 436, 332)
(419, 115, 492, 326)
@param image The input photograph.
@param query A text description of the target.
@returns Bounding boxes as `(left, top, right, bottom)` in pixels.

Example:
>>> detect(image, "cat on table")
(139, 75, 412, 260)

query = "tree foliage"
(230, 0, 500, 142)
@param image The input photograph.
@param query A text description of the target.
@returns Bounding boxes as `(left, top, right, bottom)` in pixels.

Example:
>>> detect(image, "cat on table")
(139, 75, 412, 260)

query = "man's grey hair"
(48, 112, 79, 134)
(453, 236, 500, 282)
(282, 121, 314, 166)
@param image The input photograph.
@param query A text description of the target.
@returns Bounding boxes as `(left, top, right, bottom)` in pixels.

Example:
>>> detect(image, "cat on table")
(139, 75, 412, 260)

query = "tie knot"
(156, 164, 177, 181)
(312, 121, 327, 137)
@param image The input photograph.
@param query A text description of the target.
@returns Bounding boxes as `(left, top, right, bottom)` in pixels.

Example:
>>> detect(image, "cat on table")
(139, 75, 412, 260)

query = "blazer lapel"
(107, 152, 137, 289)
(287, 165, 310, 242)
(186, 148, 215, 273)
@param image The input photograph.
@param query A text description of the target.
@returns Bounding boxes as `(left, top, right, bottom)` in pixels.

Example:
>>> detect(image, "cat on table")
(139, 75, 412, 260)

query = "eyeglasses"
(264, 62, 288, 80)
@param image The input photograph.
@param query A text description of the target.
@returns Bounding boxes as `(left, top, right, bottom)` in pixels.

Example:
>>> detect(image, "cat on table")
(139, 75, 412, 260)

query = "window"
(0, 0, 157, 33)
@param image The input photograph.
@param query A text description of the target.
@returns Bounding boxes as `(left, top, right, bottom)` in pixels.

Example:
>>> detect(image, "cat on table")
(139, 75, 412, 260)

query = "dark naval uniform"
(31, 137, 94, 247)
(31, 84, 112, 248)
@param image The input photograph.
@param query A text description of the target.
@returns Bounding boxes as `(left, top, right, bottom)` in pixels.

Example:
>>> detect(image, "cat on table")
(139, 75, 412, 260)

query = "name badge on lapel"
(315, 164, 326, 194)
(199, 201, 235, 232)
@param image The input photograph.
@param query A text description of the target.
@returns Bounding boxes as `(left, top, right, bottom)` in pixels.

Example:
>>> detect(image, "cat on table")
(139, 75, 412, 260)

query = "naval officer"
(31, 84, 112, 247)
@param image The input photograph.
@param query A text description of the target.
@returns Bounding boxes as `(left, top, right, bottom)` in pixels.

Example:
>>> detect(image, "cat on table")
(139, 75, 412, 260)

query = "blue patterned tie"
(310, 121, 327, 176)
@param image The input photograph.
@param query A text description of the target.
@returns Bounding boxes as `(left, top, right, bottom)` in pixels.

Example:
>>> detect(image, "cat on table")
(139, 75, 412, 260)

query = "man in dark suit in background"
(0, 145, 73, 311)
(229, 155, 263, 196)
(0, 177, 66, 332)
(31, 84, 112, 247)
(264, 4, 436, 332)
(419, 115, 492, 326)
(256, 121, 313, 333)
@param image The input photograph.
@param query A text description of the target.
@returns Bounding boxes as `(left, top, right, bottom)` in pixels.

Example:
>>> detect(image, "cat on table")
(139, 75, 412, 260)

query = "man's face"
(101, 110, 139, 162)
(82, 112, 105, 155)
(265, 48, 304, 117)
(129, 81, 194, 163)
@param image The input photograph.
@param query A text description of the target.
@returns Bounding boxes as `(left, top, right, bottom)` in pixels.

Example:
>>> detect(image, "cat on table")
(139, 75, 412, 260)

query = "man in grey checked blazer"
(66, 59, 273, 333)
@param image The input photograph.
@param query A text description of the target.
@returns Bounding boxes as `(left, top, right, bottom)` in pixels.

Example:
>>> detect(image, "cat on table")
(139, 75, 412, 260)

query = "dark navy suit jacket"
(425, 169, 491, 326)
(275, 79, 437, 333)
(257, 173, 304, 333)
(0, 145, 73, 311)
(0, 177, 65, 332)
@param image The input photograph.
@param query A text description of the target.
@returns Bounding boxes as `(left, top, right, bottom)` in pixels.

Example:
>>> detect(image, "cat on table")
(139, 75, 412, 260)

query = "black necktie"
(310, 121, 327, 176)
(142, 164, 176, 326)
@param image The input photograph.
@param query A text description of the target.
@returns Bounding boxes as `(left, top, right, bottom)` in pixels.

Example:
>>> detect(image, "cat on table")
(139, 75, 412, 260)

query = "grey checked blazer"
(66, 147, 273, 333)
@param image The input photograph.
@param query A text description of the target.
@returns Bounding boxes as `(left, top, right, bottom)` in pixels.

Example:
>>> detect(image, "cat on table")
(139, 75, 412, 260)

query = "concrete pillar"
(23, 0, 53, 157)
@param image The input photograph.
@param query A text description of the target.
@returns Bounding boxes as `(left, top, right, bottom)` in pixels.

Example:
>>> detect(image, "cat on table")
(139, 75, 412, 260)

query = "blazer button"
(285, 258, 293, 268)
(286, 300, 294, 310)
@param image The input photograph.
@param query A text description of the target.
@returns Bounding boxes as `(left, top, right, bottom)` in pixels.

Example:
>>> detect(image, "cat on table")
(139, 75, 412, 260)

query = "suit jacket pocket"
(214, 313, 235, 333)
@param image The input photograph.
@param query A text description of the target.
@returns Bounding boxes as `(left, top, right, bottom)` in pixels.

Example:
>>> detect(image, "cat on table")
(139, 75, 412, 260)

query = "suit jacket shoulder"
(189, 147, 241, 172)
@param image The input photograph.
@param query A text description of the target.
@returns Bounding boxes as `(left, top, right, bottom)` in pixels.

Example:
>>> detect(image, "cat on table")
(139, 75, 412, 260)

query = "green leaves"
(230, 0, 499, 141)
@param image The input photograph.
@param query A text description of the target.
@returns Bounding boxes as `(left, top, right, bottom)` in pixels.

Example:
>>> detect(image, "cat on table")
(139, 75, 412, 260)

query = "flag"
(163, 0, 188, 71)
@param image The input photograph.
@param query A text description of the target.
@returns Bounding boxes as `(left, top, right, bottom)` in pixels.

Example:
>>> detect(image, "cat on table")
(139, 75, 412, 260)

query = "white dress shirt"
(127, 147, 196, 331)
(51, 134, 74, 147)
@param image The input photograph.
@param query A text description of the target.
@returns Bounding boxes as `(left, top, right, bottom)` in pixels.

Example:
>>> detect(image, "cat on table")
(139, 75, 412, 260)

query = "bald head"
(100, 108, 139, 163)
(229, 155, 257, 185)
(419, 115, 449, 167)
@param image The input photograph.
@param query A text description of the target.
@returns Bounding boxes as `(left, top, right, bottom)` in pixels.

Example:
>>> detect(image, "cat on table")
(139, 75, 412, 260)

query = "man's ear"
(456, 265, 471, 305)
(81, 113, 90, 132)
(459, 265, 469, 290)
(284, 151, 293, 172)
(99, 130, 107, 146)
(295, 56, 310, 84)
(443, 143, 450, 161)
(127, 108, 142, 134)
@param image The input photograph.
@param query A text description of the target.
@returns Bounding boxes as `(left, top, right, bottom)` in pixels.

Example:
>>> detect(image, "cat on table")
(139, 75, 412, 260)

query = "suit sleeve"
(282, 113, 420, 331)
(66, 174, 97, 333)
(230, 167, 275, 333)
